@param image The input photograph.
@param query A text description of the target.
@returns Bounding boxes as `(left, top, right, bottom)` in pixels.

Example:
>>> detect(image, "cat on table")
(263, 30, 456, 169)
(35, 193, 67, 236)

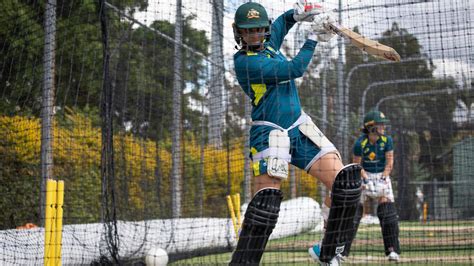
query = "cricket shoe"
(308, 244, 343, 265)
(388, 251, 400, 262)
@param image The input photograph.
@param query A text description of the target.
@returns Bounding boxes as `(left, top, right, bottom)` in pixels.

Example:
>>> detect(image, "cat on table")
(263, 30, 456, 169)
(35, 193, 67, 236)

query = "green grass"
(171, 221, 474, 265)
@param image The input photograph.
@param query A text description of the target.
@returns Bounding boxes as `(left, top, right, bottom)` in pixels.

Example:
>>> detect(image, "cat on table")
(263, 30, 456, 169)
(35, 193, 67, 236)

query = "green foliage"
(0, 112, 213, 227)
(0, 115, 41, 228)
(0, 107, 320, 227)
(0, 1, 210, 143)
(0, 2, 234, 227)
(108, 15, 210, 142)
(0, 1, 44, 115)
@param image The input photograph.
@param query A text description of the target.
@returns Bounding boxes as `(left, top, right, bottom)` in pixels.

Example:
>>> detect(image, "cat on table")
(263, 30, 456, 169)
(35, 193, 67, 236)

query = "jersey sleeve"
(385, 136, 394, 152)
(269, 10, 297, 51)
(353, 139, 362, 156)
(235, 40, 317, 84)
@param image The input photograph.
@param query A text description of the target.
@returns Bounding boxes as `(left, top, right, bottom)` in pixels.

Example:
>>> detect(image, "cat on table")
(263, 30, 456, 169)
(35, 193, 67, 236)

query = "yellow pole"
(423, 202, 428, 224)
(232, 194, 241, 228)
(226, 195, 238, 238)
(54, 180, 64, 265)
(44, 179, 57, 266)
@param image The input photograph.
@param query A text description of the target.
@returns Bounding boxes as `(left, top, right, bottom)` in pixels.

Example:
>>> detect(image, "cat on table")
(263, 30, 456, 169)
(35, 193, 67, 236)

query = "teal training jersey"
(233, 9, 317, 129)
(353, 135, 394, 173)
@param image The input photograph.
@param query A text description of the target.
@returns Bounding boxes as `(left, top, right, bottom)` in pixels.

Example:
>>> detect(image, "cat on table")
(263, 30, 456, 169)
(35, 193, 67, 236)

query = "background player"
(342, 110, 401, 262)
(230, 1, 362, 265)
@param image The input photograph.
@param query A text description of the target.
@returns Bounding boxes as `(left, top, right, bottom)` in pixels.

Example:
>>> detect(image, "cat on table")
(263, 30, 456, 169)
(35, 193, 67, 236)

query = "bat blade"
(326, 23, 401, 62)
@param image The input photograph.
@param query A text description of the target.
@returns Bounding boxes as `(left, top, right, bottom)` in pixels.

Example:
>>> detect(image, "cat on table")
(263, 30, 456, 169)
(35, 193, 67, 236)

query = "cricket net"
(0, 0, 472, 264)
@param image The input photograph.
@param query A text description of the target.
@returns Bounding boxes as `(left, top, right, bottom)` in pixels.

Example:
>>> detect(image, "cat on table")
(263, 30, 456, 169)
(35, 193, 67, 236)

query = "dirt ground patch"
(346, 255, 474, 264)
(357, 225, 474, 232)
(269, 236, 474, 249)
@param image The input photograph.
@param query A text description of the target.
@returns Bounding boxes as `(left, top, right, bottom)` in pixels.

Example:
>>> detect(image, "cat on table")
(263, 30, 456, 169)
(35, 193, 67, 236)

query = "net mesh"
(0, 0, 472, 264)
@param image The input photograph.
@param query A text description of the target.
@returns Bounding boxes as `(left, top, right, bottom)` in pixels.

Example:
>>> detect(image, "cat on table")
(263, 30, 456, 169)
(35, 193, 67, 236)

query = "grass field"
(171, 221, 474, 265)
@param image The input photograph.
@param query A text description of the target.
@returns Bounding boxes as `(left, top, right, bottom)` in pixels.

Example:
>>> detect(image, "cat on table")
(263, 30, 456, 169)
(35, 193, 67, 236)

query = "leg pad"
(341, 202, 363, 257)
(230, 188, 283, 265)
(377, 202, 401, 255)
(320, 164, 362, 262)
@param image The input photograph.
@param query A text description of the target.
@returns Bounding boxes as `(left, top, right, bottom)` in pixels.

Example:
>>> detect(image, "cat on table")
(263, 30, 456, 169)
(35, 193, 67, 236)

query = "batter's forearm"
(270, 10, 297, 50)
(361, 169, 368, 179)
(383, 165, 393, 176)
(383, 152, 394, 176)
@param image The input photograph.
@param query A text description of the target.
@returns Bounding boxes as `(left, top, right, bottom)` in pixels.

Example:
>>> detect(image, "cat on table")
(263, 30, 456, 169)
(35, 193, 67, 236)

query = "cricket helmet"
(233, 2, 271, 49)
(363, 110, 390, 134)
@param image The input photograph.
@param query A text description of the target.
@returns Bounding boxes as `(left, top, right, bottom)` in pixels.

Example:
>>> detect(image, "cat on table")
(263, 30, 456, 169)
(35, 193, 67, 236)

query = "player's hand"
(367, 180, 376, 192)
(381, 175, 390, 183)
(363, 180, 377, 197)
(293, 0, 324, 22)
(361, 178, 369, 189)
(362, 172, 369, 179)
(375, 177, 391, 198)
(310, 13, 336, 42)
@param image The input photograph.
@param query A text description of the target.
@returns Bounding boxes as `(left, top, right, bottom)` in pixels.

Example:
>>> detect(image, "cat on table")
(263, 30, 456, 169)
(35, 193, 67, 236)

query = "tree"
(0, 1, 44, 115)
(110, 16, 209, 140)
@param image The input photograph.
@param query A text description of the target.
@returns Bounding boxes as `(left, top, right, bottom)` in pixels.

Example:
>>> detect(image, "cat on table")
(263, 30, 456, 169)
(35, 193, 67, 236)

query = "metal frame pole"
(171, 0, 183, 218)
(361, 78, 435, 118)
(41, 0, 57, 224)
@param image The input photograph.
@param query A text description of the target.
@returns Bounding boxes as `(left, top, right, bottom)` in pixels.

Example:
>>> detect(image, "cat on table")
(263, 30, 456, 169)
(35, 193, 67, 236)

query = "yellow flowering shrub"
(0, 111, 319, 227)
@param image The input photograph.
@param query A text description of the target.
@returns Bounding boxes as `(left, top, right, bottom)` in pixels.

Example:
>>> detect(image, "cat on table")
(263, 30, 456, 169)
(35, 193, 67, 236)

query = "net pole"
(243, 97, 252, 203)
(336, 0, 347, 161)
(99, 0, 119, 261)
(209, 0, 225, 148)
(41, 0, 57, 225)
(171, 0, 183, 218)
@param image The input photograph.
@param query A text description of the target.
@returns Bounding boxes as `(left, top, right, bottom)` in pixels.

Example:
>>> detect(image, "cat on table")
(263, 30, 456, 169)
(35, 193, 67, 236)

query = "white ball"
(145, 247, 168, 266)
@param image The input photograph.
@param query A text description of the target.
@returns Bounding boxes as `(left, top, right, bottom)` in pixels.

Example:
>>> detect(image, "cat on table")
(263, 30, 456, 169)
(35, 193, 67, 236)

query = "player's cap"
(234, 2, 270, 29)
(364, 110, 390, 127)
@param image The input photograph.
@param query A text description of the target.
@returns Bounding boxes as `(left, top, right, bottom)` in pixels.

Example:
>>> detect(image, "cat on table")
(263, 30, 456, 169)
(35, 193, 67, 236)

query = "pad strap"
(230, 188, 283, 265)
(377, 202, 401, 255)
(320, 164, 362, 262)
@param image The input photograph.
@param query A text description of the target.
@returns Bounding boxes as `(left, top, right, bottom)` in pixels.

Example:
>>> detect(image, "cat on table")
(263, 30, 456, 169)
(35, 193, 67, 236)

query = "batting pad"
(230, 188, 283, 265)
(320, 164, 362, 262)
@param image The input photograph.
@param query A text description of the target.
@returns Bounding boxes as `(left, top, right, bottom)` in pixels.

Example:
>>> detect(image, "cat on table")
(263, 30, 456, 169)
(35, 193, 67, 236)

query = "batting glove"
(293, 0, 325, 22)
(364, 180, 379, 198)
(310, 13, 336, 42)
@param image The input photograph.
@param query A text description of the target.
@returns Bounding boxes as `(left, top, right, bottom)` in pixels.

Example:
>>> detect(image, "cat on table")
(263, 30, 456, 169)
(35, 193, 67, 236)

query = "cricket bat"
(304, 3, 401, 62)
(325, 23, 401, 62)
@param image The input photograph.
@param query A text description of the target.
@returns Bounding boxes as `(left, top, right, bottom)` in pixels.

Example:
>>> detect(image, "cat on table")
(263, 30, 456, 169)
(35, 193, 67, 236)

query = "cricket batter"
(230, 1, 362, 265)
(342, 110, 401, 262)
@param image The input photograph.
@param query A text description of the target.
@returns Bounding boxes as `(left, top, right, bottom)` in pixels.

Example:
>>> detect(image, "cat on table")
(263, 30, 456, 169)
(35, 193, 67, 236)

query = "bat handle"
(324, 22, 343, 35)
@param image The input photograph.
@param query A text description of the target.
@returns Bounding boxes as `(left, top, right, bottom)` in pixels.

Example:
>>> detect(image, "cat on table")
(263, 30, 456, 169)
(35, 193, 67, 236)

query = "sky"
(134, 0, 473, 87)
